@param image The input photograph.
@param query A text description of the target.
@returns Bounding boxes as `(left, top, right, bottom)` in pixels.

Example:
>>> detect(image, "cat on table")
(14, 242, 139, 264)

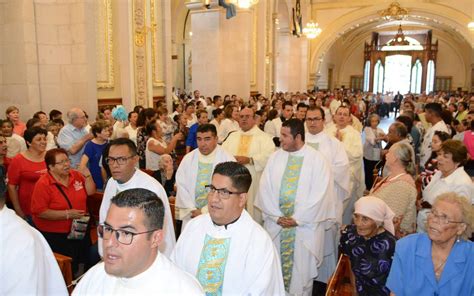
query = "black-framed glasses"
(427, 210, 464, 225)
(98, 224, 159, 245)
(204, 184, 244, 200)
(105, 155, 135, 165)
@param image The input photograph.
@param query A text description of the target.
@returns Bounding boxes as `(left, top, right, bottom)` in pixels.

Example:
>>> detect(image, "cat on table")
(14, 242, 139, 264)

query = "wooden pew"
(54, 252, 73, 294)
(87, 192, 103, 245)
(326, 254, 356, 296)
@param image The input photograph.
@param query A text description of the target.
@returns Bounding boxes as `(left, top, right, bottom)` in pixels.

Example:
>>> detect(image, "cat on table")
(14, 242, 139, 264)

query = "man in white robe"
(99, 138, 175, 257)
(420, 103, 450, 167)
(222, 106, 275, 223)
(325, 105, 364, 224)
(305, 106, 351, 285)
(265, 101, 294, 144)
(176, 124, 235, 229)
(74, 189, 203, 295)
(0, 196, 68, 295)
(172, 162, 284, 295)
(256, 119, 335, 295)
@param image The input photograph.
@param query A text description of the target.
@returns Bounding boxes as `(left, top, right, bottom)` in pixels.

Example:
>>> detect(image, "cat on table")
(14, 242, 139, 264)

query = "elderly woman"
(370, 142, 417, 236)
(340, 196, 397, 296)
(387, 192, 474, 295)
(7, 127, 48, 222)
(363, 113, 385, 189)
(418, 140, 473, 232)
(31, 148, 95, 273)
(5, 106, 26, 136)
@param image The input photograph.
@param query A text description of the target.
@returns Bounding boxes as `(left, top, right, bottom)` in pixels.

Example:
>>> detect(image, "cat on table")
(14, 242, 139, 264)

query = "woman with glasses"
(31, 148, 96, 275)
(339, 196, 397, 296)
(387, 192, 474, 295)
(418, 140, 473, 232)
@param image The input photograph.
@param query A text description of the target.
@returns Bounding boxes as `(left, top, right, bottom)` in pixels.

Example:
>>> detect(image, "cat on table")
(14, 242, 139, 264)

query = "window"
(410, 59, 422, 94)
(426, 60, 435, 93)
(373, 60, 384, 93)
(363, 60, 370, 92)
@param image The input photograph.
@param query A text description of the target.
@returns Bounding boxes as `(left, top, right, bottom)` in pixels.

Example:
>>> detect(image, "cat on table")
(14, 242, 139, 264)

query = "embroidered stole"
(195, 162, 213, 209)
(196, 234, 231, 296)
(279, 155, 304, 291)
(237, 134, 253, 156)
(307, 141, 320, 150)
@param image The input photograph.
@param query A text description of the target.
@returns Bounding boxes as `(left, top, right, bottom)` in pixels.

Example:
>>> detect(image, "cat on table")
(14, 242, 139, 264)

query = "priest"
(222, 105, 275, 223)
(175, 124, 235, 229)
(256, 119, 335, 295)
(171, 162, 284, 295)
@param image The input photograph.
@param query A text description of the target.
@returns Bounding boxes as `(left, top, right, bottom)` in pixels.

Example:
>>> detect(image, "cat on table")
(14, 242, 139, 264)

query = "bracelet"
(66, 210, 69, 220)
(83, 174, 91, 178)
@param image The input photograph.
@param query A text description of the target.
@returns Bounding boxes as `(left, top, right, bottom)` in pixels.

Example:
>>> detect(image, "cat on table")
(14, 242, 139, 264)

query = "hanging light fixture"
(468, 21, 474, 31)
(227, 0, 259, 9)
(303, 21, 322, 39)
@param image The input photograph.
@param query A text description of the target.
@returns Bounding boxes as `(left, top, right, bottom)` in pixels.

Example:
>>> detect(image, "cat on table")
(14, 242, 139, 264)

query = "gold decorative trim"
(96, 0, 114, 89)
(151, 0, 165, 87)
(133, 0, 148, 106)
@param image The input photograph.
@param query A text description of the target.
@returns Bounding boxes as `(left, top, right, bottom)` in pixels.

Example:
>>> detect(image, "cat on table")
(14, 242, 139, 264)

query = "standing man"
(176, 124, 235, 229)
(420, 103, 450, 167)
(172, 162, 284, 295)
(305, 106, 351, 287)
(326, 105, 364, 224)
(266, 101, 294, 146)
(256, 119, 335, 295)
(185, 110, 209, 153)
(57, 108, 93, 168)
(222, 105, 275, 223)
(99, 138, 175, 257)
(74, 189, 203, 295)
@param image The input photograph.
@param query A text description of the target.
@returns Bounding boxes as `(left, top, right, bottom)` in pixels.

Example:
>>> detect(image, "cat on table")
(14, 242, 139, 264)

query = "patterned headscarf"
(354, 196, 395, 235)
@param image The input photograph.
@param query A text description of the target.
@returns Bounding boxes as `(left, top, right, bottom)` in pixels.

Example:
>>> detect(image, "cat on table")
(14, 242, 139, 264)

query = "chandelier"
(227, 0, 259, 9)
(303, 21, 322, 39)
(468, 21, 474, 31)
(379, 2, 409, 21)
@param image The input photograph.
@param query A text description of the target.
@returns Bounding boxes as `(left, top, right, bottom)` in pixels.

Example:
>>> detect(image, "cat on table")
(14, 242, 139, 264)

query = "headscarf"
(354, 196, 396, 235)
(112, 105, 128, 122)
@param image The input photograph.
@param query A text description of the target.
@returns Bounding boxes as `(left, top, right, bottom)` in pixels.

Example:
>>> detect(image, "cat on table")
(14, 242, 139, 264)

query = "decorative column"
(186, 1, 253, 99)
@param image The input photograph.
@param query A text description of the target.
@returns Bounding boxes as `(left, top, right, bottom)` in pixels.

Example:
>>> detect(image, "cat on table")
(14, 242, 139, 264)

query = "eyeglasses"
(98, 224, 159, 245)
(306, 117, 323, 122)
(55, 159, 71, 165)
(204, 184, 243, 199)
(106, 155, 135, 165)
(427, 210, 464, 225)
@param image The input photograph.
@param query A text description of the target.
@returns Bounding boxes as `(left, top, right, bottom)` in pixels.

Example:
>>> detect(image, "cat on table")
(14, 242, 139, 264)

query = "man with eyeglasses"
(175, 124, 235, 229)
(256, 118, 335, 295)
(73, 188, 203, 295)
(99, 138, 176, 257)
(305, 106, 351, 292)
(222, 105, 275, 223)
(172, 162, 284, 295)
(57, 108, 93, 168)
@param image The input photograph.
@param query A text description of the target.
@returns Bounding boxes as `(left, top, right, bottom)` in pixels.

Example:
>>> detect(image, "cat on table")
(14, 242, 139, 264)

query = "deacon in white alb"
(176, 124, 235, 229)
(172, 162, 285, 295)
(74, 188, 203, 295)
(256, 119, 335, 295)
(222, 105, 275, 222)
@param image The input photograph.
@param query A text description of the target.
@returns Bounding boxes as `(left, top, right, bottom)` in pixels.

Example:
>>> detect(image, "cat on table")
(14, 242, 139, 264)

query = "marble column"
(187, 2, 253, 99)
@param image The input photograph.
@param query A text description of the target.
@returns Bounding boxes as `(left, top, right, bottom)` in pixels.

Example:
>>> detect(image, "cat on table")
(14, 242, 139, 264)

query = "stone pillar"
(187, 2, 252, 99)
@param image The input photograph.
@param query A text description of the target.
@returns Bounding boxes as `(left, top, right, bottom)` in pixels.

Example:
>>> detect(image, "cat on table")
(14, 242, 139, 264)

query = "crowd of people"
(0, 88, 473, 295)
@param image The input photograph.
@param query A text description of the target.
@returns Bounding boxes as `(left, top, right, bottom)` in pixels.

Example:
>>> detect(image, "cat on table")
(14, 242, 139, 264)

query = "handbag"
(55, 184, 90, 240)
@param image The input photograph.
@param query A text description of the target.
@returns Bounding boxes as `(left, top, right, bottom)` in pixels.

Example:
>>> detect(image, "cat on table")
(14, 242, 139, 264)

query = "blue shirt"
(57, 124, 88, 169)
(185, 123, 199, 150)
(83, 140, 107, 190)
(386, 233, 474, 296)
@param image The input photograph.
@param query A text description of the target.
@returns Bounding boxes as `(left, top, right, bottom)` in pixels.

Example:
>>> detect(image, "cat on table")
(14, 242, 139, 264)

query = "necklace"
(434, 257, 447, 279)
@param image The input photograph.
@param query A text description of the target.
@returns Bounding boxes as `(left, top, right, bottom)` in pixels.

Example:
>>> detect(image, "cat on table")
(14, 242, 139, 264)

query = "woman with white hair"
(370, 142, 417, 236)
(363, 113, 385, 189)
(387, 192, 474, 295)
(340, 196, 397, 296)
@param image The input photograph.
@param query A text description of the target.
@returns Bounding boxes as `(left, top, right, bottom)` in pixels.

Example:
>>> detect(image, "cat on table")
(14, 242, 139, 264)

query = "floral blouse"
(339, 224, 396, 296)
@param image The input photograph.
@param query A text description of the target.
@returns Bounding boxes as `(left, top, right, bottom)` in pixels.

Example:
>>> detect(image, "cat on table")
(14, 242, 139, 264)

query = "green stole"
(195, 161, 213, 209)
(279, 154, 304, 292)
(307, 141, 319, 150)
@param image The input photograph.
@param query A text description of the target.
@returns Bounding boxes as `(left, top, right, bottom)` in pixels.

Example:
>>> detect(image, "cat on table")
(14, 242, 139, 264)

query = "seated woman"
(419, 131, 451, 190)
(340, 196, 397, 296)
(387, 192, 474, 295)
(418, 140, 473, 232)
(154, 154, 176, 198)
(370, 142, 417, 236)
(31, 148, 96, 274)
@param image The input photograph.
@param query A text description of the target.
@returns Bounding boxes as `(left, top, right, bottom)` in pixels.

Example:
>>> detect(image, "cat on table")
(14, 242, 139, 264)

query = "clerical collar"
(212, 215, 241, 230)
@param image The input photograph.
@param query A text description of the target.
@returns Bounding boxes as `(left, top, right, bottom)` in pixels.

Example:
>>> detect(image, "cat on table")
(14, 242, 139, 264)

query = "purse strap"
(54, 183, 72, 209)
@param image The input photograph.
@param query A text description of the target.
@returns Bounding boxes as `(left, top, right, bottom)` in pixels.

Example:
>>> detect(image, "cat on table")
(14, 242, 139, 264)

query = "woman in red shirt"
(31, 148, 95, 274)
(7, 127, 48, 223)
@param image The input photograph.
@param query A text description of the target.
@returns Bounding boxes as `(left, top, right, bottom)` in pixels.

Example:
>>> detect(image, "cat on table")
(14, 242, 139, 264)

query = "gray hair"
(368, 113, 380, 125)
(66, 108, 83, 124)
(391, 142, 415, 176)
(432, 192, 473, 240)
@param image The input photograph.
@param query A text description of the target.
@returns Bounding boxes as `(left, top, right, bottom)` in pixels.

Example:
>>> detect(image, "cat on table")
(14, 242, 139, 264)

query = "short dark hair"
(425, 103, 443, 117)
(52, 118, 64, 127)
(145, 120, 158, 137)
(440, 140, 468, 165)
(91, 120, 110, 137)
(396, 115, 413, 133)
(212, 108, 223, 118)
(0, 119, 13, 127)
(137, 108, 156, 127)
(197, 109, 208, 118)
(296, 102, 308, 110)
(45, 148, 68, 170)
(49, 109, 62, 120)
(433, 130, 451, 142)
(128, 111, 138, 120)
(111, 188, 165, 231)
(391, 122, 408, 139)
(23, 127, 47, 145)
(282, 101, 293, 110)
(282, 118, 305, 142)
(307, 106, 325, 120)
(197, 123, 217, 136)
(213, 95, 222, 103)
(33, 111, 47, 119)
(109, 138, 137, 156)
(26, 117, 41, 129)
(213, 161, 252, 193)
